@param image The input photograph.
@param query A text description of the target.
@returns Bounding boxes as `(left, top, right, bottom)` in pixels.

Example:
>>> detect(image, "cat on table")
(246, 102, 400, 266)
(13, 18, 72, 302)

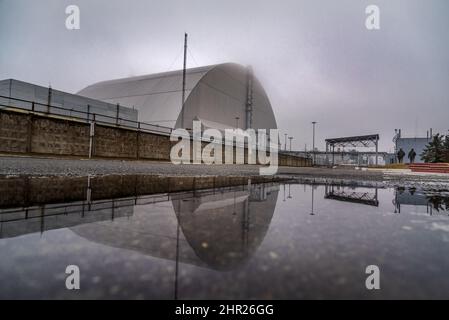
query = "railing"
(0, 95, 312, 160)
(0, 94, 173, 136)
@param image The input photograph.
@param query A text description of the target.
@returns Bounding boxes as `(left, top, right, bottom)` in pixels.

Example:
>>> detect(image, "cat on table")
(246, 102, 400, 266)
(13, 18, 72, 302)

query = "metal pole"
(284, 133, 287, 151)
(312, 121, 317, 165)
(47, 86, 52, 113)
(245, 66, 253, 129)
(88, 115, 95, 159)
(375, 137, 378, 166)
(181, 33, 188, 129)
(332, 144, 335, 167)
(325, 142, 328, 166)
(116, 103, 120, 125)
(288, 136, 293, 151)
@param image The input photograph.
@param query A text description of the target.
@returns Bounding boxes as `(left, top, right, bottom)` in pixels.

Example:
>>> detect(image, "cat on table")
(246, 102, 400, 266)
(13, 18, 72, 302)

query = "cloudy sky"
(1, 0, 448, 151)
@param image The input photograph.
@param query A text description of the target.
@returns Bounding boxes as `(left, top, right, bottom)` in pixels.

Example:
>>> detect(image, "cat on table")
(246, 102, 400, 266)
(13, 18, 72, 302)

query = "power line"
(187, 47, 199, 67)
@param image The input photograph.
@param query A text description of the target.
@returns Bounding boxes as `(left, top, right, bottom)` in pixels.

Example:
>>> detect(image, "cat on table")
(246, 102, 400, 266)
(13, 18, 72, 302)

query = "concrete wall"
(0, 110, 29, 153)
(0, 109, 311, 166)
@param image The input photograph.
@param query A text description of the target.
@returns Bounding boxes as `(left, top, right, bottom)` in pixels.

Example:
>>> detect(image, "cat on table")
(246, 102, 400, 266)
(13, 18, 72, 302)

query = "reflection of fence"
(324, 185, 379, 206)
(0, 180, 280, 239)
(0, 197, 135, 239)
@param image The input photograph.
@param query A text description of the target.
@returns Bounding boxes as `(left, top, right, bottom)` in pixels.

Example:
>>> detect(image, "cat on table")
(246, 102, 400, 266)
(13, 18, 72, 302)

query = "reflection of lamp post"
(310, 185, 315, 215)
(233, 190, 237, 215)
(283, 184, 286, 201)
(287, 184, 292, 199)
(174, 200, 182, 300)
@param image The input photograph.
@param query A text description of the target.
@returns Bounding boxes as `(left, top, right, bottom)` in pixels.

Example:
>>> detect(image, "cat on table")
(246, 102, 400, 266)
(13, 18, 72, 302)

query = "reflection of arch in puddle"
(173, 183, 279, 271)
(71, 183, 279, 271)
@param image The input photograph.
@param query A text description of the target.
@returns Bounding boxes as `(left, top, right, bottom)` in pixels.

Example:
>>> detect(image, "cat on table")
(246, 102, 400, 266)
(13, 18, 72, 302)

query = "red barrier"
(409, 163, 449, 173)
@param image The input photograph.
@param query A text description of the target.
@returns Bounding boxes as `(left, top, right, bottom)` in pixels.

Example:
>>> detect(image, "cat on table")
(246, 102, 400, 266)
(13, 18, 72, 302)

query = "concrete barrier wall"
(94, 125, 138, 158)
(0, 109, 312, 166)
(0, 111, 30, 153)
(32, 116, 90, 156)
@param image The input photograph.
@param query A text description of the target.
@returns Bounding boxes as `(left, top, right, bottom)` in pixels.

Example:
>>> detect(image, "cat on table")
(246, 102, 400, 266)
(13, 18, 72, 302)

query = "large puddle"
(0, 175, 448, 299)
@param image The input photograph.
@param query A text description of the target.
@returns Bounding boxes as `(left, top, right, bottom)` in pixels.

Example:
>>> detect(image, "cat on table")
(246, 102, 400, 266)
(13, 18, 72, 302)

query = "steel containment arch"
(78, 63, 277, 132)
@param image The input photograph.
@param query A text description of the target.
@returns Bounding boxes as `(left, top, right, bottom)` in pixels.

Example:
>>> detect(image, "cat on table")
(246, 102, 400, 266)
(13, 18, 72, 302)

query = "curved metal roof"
(78, 63, 277, 130)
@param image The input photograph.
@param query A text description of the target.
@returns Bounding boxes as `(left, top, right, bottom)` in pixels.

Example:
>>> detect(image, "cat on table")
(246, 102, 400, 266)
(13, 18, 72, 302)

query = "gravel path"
(0, 155, 380, 178)
(0, 156, 448, 189)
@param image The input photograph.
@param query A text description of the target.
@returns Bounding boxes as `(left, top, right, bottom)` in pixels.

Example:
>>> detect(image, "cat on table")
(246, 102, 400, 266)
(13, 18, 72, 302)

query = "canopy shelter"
(325, 134, 379, 166)
(324, 185, 379, 207)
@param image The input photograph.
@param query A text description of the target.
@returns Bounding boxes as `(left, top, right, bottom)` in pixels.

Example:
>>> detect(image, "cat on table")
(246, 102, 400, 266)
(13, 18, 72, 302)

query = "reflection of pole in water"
(283, 184, 286, 201)
(174, 197, 181, 300)
(40, 205, 45, 236)
(287, 184, 292, 199)
(310, 185, 315, 215)
(394, 189, 400, 213)
(233, 190, 237, 215)
(242, 195, 250, 257)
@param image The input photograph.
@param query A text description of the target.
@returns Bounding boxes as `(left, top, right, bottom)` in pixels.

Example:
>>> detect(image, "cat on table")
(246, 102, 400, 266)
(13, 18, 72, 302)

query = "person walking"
(408, 148, 417, 164)
(397, 148, 405, 163)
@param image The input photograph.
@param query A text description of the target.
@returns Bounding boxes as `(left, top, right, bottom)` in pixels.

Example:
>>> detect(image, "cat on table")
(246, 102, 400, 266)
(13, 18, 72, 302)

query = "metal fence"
(0, 94, 315, 160)
(0, 94, 173, 136)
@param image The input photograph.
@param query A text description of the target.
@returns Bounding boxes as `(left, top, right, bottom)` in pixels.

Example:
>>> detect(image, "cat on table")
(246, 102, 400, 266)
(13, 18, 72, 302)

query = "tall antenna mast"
(245, 66, 253, 129)
(181, 33, 188, 128)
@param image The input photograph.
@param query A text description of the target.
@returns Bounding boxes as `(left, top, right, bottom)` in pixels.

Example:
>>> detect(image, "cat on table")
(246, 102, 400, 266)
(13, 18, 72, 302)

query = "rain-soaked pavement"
(0, 175, 448, 299)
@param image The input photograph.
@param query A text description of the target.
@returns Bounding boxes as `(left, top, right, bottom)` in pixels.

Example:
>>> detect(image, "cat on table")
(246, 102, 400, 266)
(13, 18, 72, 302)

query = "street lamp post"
(284, 133, 287, 151)
(235, 117, 240, 129)
(312, 121, 317, 165)
(288, 136, 293, 151)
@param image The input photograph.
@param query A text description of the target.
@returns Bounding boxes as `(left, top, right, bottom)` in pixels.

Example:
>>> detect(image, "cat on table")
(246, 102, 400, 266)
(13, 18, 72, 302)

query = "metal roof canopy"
(325, 134, 380, 166)
(325, 134, 379, 148)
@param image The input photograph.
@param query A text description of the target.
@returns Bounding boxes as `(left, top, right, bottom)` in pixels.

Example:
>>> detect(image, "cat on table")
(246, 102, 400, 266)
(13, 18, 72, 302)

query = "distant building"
(0, 79, 138, 125)
(394, 130, 431, 163)
(78, 63, 277, 131)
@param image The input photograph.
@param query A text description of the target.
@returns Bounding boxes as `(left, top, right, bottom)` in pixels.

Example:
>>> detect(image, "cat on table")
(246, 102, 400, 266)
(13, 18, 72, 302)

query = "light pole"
(235, 117, 239, 129)
(284, 133, 287, 151)
(312, 121, 317, 165)
(288, 136, 293, 151)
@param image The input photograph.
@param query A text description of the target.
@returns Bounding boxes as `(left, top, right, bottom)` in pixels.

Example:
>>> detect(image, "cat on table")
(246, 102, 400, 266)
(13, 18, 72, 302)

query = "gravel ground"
(0, 155, 381, 178)
(0, 155, 448, 189)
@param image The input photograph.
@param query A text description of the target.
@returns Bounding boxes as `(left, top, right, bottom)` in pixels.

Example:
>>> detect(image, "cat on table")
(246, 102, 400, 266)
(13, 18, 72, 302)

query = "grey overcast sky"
(1, 0, 448, 151)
